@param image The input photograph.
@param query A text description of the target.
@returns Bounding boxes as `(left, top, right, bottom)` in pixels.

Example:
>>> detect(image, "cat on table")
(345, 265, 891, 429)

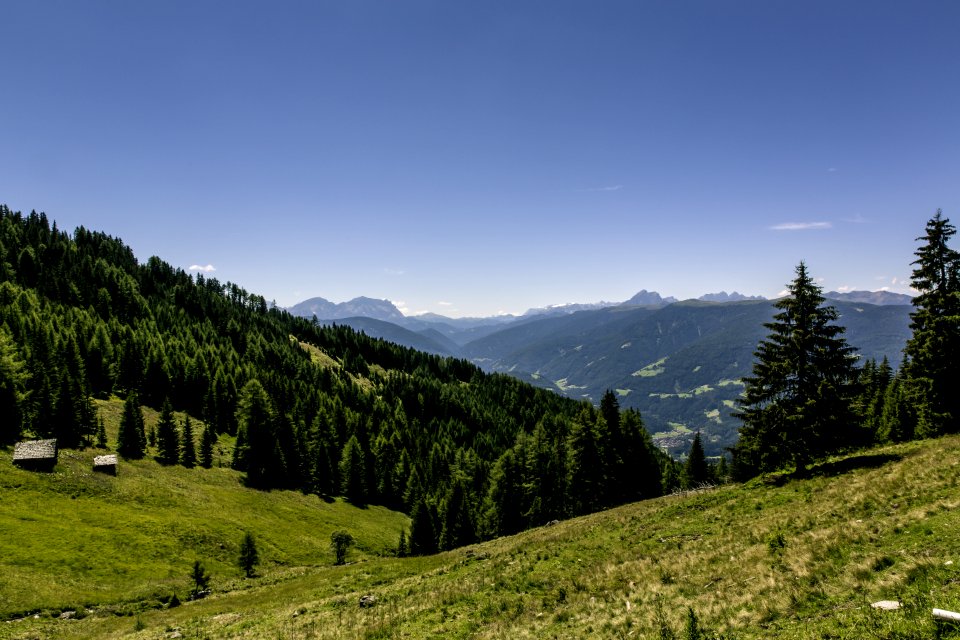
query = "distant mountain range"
(288, 289, 914, 455)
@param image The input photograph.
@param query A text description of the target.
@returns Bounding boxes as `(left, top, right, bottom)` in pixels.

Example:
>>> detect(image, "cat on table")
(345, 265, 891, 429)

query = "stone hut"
(93, 454, 118, 475)
(12, 439, 58, 472)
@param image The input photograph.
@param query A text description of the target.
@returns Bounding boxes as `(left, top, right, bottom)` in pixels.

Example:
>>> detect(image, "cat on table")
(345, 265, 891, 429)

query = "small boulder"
(359, 595, 377, 608)
(871, 600, 901, 611)
(58, 611, 76, 620)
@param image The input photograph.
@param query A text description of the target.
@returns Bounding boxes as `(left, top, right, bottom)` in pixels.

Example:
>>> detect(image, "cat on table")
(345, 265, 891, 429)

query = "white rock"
(871, 600, 901, 611)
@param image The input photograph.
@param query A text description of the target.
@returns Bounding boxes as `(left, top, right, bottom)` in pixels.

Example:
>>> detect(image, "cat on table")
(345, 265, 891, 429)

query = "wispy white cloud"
(837, 285, 853, 292)
(437, 301, 453, 307)
(188, 264, 216, 272)
(769, 222, 832, 231)
(383, 268, 406, 276)
(390, 300, 409, 315)
(827, 167, 838, 172)
(776, 289, 790, 298)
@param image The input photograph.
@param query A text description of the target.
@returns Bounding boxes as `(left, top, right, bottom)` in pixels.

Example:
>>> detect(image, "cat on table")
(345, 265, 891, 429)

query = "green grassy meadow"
(3, 413, 960, 638)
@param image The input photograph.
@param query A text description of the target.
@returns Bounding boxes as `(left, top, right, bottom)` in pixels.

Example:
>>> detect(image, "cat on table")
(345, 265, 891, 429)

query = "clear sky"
(2, 1, 958, 317)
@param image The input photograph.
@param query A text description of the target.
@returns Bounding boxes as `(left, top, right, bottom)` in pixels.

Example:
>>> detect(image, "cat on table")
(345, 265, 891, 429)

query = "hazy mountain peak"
(287, 296, 405, 321)
(698, 291, 766, 303)
(621, 290, 678, 306)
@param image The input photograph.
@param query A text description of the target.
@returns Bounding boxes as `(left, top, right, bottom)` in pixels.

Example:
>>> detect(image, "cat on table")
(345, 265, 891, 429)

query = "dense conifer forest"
(0, 205, 673, 551)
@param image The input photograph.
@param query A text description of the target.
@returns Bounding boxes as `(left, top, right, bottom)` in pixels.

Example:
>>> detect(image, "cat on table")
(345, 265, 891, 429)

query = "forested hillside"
(0, 205, 673, 550)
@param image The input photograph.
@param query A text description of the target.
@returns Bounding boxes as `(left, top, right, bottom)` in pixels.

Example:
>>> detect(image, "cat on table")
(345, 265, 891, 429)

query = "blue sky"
(2, 1, 958, 317)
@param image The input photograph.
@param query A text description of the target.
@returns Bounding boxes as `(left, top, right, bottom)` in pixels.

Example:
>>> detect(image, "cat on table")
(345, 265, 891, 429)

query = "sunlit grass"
(4, 431, 960, 639)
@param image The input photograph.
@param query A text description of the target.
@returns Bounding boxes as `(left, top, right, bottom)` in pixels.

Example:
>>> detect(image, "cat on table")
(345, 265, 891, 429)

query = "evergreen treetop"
(904, 210, 960, 436)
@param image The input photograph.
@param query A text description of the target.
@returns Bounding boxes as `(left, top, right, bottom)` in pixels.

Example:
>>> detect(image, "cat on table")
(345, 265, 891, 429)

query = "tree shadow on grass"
(809, 453, 902, 479)
(762, 452, 903, 486)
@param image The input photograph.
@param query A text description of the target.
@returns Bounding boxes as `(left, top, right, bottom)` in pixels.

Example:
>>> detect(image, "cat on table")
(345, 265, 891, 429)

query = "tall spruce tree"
(339, 435, 368, 505)
(180, 415, 197, 468)
(408, 497, 438, 556)
(156, 397, 180, 465)
(904, 210, 960, 436)
(199, 422, 215, 469)
(732, 262, 859, 477)
(233, 379, 284, 488)
(117, 391, 146, 459)
(567, 407, 608, 515)
(682, 432, 709, 489)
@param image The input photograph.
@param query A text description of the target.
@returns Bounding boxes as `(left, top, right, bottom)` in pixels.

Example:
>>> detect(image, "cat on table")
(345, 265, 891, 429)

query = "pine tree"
(732, 262, 859, 478)
(180, 416, 197, 468)
(904, 210, 960, 436)
(199, 422, 215, 469)
(682, 432, 709, 489)
(339, 435, 367, 505)
(233, 379, 284, 488)
(438, 477, 476, 551)
(95, 415, 108, 448)
(238, 531, 259, 578)
(117, 391, 146, 459)
(156, 398, 179, 465)
(568, 407, 608, 515)
(620, 408, 663, 500)
(878, 372, 916, 443)
(482, 446, 526, 537)
(396, 529, 408, 557)
(189, 560, 210, 598)
(409, 498, 438, 556)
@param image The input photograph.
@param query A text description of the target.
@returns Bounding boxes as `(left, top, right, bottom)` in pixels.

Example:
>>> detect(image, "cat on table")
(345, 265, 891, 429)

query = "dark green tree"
(904, 210, 960, 437)
(409, 497, 438, 556)
(117, 391, 146, 459)
(238, 531, 259, 578)
(878, 371, 916, 443)
(525, 416, 570, 525)
(396, 529, 408, 557)
(330, 529, 353, 565)
(482, 446, 526, 537)
(189, 560, 210, 598)
(233, 379, 284, 488)
(438, 477, 476, 550)
(155, 398, 179, 465)
(619, 408, 663, 500)
(682, 432, 709, 489)
(180, 415, 197, 468)
(199, 422, 215, 469)
(339, 435, 367, 505)
(568, 407, 608, 515)
(95, 415, 108, 448)
(732, 262, 859, 477)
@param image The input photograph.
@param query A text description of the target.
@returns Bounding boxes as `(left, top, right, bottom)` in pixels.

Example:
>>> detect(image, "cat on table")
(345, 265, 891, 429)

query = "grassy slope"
(0, 398, 408, 624)
(3, 434, 960, 639)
